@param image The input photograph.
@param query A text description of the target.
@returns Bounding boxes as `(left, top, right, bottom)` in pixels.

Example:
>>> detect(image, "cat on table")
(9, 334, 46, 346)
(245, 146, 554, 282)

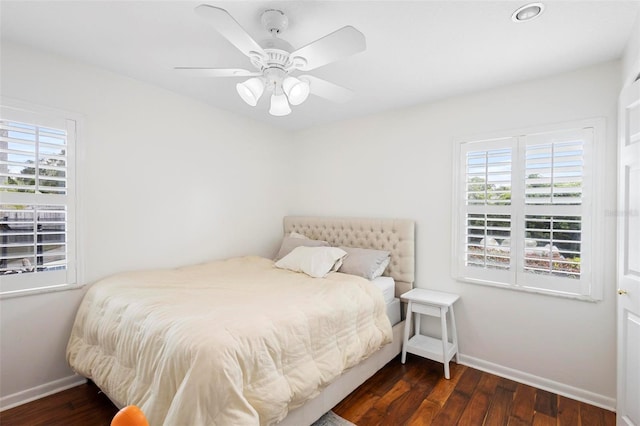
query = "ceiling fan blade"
(195, 5, 266, 59)
(291, 26, 366, 72)
(301, 75, 354, 103)
(174, 67, 261, 77)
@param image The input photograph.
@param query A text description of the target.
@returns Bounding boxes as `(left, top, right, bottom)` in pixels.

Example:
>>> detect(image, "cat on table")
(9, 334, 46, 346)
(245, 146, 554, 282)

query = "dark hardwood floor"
(333, 355, 615, 425)
(0, 381, 118, 426)
(0, 355, 615, 426)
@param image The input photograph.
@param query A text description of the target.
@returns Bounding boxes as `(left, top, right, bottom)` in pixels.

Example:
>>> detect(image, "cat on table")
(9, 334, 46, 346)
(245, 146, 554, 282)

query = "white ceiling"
(2, 1, 639, 130)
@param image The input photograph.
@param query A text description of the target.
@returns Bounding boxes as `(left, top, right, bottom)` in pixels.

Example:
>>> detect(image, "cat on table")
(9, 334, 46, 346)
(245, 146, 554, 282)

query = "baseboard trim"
(457, 354, 616, 412)
(0, 375, 87, 412)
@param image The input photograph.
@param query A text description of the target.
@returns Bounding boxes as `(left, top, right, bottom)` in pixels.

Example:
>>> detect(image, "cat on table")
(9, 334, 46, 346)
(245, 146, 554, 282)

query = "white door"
(617, 77, 640, 426)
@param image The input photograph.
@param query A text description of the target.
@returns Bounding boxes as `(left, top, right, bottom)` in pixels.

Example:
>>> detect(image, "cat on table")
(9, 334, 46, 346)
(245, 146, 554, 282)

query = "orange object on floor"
(111, 405, 149, 426)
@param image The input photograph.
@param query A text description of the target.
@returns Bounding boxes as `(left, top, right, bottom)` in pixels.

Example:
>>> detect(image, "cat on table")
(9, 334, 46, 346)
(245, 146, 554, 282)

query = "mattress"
(370, 276, 395, 304)
(370, 277, 400, 325)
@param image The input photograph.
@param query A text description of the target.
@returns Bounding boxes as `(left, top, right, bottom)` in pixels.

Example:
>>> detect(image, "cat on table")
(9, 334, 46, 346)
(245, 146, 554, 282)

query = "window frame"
(0, 98, 83, 298)
(451, 118, 605, 301)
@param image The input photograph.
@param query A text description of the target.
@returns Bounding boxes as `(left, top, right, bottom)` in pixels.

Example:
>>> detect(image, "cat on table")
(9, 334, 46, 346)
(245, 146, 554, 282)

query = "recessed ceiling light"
(512, 3, 545, 22)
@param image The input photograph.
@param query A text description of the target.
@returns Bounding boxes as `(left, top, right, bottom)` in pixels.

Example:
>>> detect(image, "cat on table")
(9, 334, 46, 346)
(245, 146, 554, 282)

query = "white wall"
(0, 42, 291, 408)
(289, 61, 621, 408)
(622, 9, 640, 85)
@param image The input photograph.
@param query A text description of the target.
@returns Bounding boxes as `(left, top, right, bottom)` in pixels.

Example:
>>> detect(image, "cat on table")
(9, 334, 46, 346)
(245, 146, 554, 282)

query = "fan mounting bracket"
(261, 9, 288, 35)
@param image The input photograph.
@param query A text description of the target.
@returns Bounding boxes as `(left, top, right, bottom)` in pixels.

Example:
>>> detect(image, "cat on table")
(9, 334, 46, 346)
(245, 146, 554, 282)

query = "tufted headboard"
(283, 216, 415, 297)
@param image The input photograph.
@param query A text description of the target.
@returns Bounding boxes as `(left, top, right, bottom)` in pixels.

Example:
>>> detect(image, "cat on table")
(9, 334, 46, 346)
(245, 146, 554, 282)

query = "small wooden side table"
(401, 288, 460, 379)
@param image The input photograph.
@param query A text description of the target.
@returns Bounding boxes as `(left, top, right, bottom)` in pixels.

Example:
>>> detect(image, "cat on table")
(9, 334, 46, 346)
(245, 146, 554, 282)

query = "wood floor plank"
(430, 390, 471, 426)
(425, 360, 467, 407)
(483, 385, 515, 426)
(534, 389, 558, 419)
(352, 406, 386, 426)
(457, 386, 492, 425)
(333, 389, 380, 424)
(532, 412, 557, 426)
(557, 395, 580, 426)
(371, 378, 412, 412)
(510, 383, 537, 424)
(455, 369, 493, 426)
(384, 377, 440, 425)
(403, 358, 444, 386)
(507, 416, 533, 426)
(498, 377, 520, 392)
(580, 401, 607, 426)
(384, 393, 429, 426)
(602, 407, 616, 426)
(0, 356, 618, 426)
(477, 372, 501, 395)
(350, 378, 413, 426)
(406, 399, 441, 426)
(455, 368, 483, 397)
(363, 359, 410, 397)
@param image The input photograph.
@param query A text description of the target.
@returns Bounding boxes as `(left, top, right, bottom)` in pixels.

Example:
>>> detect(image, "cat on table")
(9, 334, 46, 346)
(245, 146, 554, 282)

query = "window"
(0, 101, 78, 296)
(453, 119, 602, 300)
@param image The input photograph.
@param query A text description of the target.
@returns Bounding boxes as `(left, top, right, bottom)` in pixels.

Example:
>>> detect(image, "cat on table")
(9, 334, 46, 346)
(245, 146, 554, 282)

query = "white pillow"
(274, 236, 329, 261)
(275, 246, 348, 278)
(371, 256, 391, 279)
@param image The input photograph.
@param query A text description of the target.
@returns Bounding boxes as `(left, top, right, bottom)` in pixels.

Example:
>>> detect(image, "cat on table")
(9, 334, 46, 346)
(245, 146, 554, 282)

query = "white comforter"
(67, 256, 392, 425)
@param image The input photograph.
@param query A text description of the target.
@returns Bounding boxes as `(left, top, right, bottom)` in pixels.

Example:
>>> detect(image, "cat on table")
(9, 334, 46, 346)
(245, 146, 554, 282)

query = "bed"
(67, 216, 415, 425)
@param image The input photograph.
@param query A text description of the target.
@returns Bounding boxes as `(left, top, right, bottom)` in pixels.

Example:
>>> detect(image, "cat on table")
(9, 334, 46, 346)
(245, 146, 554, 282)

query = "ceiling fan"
(176, 4, 366, 116)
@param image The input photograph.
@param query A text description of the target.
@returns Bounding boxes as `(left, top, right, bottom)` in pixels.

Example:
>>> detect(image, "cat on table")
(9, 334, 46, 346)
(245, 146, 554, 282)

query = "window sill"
(455, 276, 601, 302)
(0, 283, 86, 300)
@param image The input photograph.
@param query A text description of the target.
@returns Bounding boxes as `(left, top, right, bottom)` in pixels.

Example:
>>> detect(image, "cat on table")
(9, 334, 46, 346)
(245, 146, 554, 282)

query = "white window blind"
(454, 120, 600, 299)
(0, 103, 77, 296)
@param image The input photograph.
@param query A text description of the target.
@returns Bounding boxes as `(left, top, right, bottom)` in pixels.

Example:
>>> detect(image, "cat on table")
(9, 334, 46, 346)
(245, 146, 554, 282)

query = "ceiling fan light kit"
(177, 4, 366, 117)
(236, 77, 265, 106)
(270, 93, 292, 116)
(282, 76, 310, 105)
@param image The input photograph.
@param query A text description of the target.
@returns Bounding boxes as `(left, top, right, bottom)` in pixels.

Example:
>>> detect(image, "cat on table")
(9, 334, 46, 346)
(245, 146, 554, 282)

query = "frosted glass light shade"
(282, 76, 310, 106)
(269, 93, 291, 116)
(236, 78, 265, 106)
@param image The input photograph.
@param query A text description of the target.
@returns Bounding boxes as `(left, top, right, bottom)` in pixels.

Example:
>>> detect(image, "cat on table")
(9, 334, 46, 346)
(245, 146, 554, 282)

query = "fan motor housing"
(251, 48, 292, 71)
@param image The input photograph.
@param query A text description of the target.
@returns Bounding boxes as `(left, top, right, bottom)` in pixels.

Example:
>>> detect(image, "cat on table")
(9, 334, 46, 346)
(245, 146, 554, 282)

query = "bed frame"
(279, 216, 415, 426)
